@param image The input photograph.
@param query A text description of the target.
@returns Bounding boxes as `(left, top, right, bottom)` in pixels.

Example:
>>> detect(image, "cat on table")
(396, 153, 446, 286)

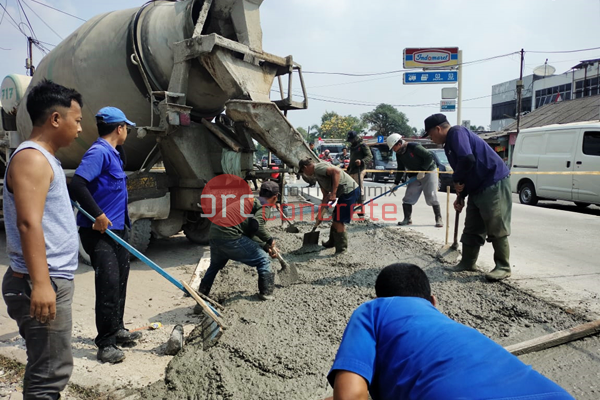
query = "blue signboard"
(377, 135, 384, 143)
(403, 71, 458, 85)
(440, 100, 457, 112)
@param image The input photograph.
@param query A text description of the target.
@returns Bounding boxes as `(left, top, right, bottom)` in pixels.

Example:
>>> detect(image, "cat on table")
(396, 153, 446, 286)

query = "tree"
(469, 124, 486, 132)
(318, 111, 366, 140)
(361, 104, 413, 138)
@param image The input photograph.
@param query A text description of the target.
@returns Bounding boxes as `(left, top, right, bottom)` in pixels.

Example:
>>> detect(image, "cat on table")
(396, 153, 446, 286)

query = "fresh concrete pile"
(140, 221, 585, 399)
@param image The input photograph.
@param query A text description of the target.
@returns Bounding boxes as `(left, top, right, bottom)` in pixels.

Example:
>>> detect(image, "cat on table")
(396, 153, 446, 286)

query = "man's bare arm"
(325, 167, 341, 201)
(333, 371, 369, 400)
(8, 149, 56, 324)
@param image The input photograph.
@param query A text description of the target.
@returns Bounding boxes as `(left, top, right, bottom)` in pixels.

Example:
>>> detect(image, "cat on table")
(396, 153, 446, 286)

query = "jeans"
(202, 236, 273, 291)
(2, 268, 74, 400)
(79, 227, 130, 347)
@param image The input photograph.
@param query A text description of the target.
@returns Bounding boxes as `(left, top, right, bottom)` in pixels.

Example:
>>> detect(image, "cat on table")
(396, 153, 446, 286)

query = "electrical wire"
(28, 0, 85, 22)
(0, 0, 7, 25)
(16, 0, 36, 38)
(527, 46, 600, 54)
(0, 1, 27, 37)
(22, 0, 63, 40)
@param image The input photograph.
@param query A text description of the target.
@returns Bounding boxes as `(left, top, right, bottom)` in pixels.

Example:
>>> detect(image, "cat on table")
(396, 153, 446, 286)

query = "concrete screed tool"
(73, 201, 225, 349)
(437, 192, 462, 263)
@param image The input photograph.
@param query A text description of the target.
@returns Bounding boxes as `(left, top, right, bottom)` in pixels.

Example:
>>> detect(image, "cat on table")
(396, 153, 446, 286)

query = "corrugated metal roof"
(503, 95, 600, 132)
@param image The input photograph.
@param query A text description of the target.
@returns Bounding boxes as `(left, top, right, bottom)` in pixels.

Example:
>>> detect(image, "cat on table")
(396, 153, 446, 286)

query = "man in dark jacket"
(424, 114, 512, 281)
(346, 131, 373, 218)
(387, 133, 443, 228)
(195, 181, 279, 305)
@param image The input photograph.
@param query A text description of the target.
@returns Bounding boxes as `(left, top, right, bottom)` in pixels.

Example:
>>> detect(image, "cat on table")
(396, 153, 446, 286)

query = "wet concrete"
(140, 220, 590, 400)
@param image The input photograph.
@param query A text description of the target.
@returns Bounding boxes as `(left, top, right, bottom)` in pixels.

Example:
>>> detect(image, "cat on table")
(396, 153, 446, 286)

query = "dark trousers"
(79, 227, 130, 347)
(2, 268, 74, 400)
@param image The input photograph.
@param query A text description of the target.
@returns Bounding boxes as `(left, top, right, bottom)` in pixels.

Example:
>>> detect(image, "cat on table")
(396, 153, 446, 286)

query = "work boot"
(321, 227, 336, 248)
(486, 237, 511, 282)
(97, 345, 125, 364)
(115, 329, 142, 344)
(398, 204, 412, 226)
(193, 281, 214, 314)
(449, 244, 480, 272)
(334, 231, 348, 254)
(433, 205, 443, 228)
(257, 273, 276, 301)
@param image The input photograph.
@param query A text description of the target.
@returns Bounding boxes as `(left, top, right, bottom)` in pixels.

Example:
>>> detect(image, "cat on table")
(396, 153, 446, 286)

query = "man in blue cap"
(69, 107, 141, 364)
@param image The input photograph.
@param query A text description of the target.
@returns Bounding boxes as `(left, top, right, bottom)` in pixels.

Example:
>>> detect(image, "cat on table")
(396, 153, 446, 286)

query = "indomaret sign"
(403, 47, 459, 68)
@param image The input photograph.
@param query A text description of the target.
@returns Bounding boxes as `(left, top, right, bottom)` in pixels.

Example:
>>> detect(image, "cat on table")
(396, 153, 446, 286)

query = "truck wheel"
(129, 219, 152, 253)
(184, 217, 211, 245)
(574, 202, 590, 208)
(519, 182, 538, 206)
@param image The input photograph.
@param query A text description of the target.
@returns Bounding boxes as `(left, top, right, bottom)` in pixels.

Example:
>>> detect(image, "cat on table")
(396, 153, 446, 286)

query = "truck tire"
(129, 219, 152, 253)
(519, 182, 538, 206)
(183, 217, 211, 245)
(574, 202, 590, 208)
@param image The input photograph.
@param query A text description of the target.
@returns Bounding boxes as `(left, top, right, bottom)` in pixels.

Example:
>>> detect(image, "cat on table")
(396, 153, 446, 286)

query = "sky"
(1, 0, 599, 133)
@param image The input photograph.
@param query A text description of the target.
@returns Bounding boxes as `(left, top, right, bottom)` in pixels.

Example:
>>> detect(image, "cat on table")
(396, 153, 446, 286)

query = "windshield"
(431, 150, 449, 165)
(372, 147, 396, 162)
(320, 144, 345, 154)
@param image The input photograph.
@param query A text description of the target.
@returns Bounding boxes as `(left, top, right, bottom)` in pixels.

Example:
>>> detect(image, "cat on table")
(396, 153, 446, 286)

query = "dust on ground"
(137, 219, 596, 400)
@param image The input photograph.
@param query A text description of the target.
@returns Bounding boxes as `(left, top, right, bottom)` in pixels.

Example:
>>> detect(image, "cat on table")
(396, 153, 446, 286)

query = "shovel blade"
(285, 225, 300, 233)
(278, 259, 299, 287)
(436, 244, 460, 264)
(302, 230, 320, 246)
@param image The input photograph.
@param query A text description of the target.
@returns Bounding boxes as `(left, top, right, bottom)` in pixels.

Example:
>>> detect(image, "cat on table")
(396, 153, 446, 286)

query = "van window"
(546, 131, 575, 154)
(372, 147, 396, 162)
(583, 131, 600, 156)
(521, 135, 543, 154)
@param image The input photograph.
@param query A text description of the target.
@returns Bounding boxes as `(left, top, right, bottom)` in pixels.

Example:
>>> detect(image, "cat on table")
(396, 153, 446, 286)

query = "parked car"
(365, 144, 397, 182)
(428, 148, 454, 192)
(260, 154, 282, 167)
(511, 122, 600, 207)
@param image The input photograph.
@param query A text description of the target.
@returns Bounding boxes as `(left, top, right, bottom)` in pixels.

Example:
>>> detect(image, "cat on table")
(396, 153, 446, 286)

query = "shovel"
(302, 219, 323, 246)
(72, 201, 225, 349)
(437, 192, 462, 263)
(273, 248, 299, 286)
(278, 204, 299, 233)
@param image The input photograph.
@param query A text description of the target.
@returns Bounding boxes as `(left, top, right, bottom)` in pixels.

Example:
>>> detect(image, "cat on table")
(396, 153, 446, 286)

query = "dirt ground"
(1, 214, 600, 399)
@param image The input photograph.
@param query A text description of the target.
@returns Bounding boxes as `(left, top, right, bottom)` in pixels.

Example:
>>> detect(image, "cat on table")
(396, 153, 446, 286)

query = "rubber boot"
(398, 204, 412, 226)
(357, 194, 366, 218)
(257, 273, 276, 301)
(486, 237, 511, 282)
(433, 205, 443, 228)
(449, 244, 480, 272)
(193, 281, 213, 314)
(321, 227, 336, 248)
(334, 231, 348, 254)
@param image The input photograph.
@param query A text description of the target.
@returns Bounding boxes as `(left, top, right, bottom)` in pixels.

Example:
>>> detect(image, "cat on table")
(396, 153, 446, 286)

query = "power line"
(16, 0, 37, 38)
(22, 0, 63, 40)
(0, 0, 7, 25)
(0, 1, 27, 36)
(527, 46, 600, 54)
(29, 0, 85, 22)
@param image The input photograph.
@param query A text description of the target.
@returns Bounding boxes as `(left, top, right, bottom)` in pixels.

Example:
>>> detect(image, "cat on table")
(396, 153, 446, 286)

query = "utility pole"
(26, 37, 35, 76)
(457, 50, 463, 126)
(512, 48, 525, 167)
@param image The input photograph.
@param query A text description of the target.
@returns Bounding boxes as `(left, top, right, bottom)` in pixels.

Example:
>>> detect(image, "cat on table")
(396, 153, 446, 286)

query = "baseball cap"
(96, 107, 136, 126)
(259, 180, 280, 198)
(423, 113, 448, 137)
(298, 158, 313, 172)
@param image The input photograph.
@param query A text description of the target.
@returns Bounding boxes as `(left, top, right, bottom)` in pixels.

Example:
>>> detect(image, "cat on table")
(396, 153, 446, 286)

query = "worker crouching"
(299, 158, 359, 254)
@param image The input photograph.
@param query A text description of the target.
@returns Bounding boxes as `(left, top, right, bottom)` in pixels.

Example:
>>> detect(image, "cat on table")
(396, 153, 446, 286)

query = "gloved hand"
(417, 172, 426, 180)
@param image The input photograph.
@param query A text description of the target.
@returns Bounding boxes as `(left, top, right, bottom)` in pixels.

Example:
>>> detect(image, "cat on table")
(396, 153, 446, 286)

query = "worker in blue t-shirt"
(327, 263, 574, 400)
(69, 107, 141, 364)
(424, 114, 512, 281)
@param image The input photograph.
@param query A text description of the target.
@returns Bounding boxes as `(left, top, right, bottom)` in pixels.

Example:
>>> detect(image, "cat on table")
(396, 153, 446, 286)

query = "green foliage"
(319, 112, 366, 140)
(361, 103, 414, 138)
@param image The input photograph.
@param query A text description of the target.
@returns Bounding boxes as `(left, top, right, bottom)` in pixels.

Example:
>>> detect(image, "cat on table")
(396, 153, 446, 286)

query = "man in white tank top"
(2, 79, 82, 399)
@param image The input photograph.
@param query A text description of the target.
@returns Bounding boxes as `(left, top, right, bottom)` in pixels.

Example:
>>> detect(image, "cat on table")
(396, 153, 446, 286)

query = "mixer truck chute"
(2, 0, 316, 252)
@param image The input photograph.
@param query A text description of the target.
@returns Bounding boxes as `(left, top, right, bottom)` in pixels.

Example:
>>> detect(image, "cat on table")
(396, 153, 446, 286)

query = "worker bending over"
(326, 263, 574, 400)
(298, 158, 359, 254)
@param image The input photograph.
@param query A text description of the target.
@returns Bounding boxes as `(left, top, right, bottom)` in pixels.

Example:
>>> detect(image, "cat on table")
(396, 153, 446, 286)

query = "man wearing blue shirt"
(425, 114, 512, 281)
(69, 107, 141, 364)
(327, 263, 574, 400)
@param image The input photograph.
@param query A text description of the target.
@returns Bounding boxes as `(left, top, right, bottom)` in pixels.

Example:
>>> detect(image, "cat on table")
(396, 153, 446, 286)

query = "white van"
(511, 121, 600, 207)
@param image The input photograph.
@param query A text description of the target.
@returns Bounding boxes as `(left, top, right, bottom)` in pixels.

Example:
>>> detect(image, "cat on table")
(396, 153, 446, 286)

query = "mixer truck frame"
(1, 0, 317, 253)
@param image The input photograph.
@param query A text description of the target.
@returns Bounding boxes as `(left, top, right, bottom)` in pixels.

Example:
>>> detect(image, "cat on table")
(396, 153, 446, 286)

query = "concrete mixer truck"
(0, 0, 315, 252)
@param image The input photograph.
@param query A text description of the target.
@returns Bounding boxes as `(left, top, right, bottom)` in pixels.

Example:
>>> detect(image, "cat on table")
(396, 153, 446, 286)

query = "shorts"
(334, 188, 361, 224)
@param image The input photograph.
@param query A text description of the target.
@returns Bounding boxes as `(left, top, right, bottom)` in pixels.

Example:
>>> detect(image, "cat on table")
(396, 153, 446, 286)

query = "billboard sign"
(403, 71, 458, 85)
(403, 47, 459, 68)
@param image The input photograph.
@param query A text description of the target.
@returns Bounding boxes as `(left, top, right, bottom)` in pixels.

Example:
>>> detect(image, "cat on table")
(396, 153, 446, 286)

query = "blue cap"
(96, 107, 136, 126)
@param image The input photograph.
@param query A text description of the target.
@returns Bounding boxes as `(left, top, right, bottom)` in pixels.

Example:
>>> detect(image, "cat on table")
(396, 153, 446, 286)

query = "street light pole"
(512, 48, 525, 167)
